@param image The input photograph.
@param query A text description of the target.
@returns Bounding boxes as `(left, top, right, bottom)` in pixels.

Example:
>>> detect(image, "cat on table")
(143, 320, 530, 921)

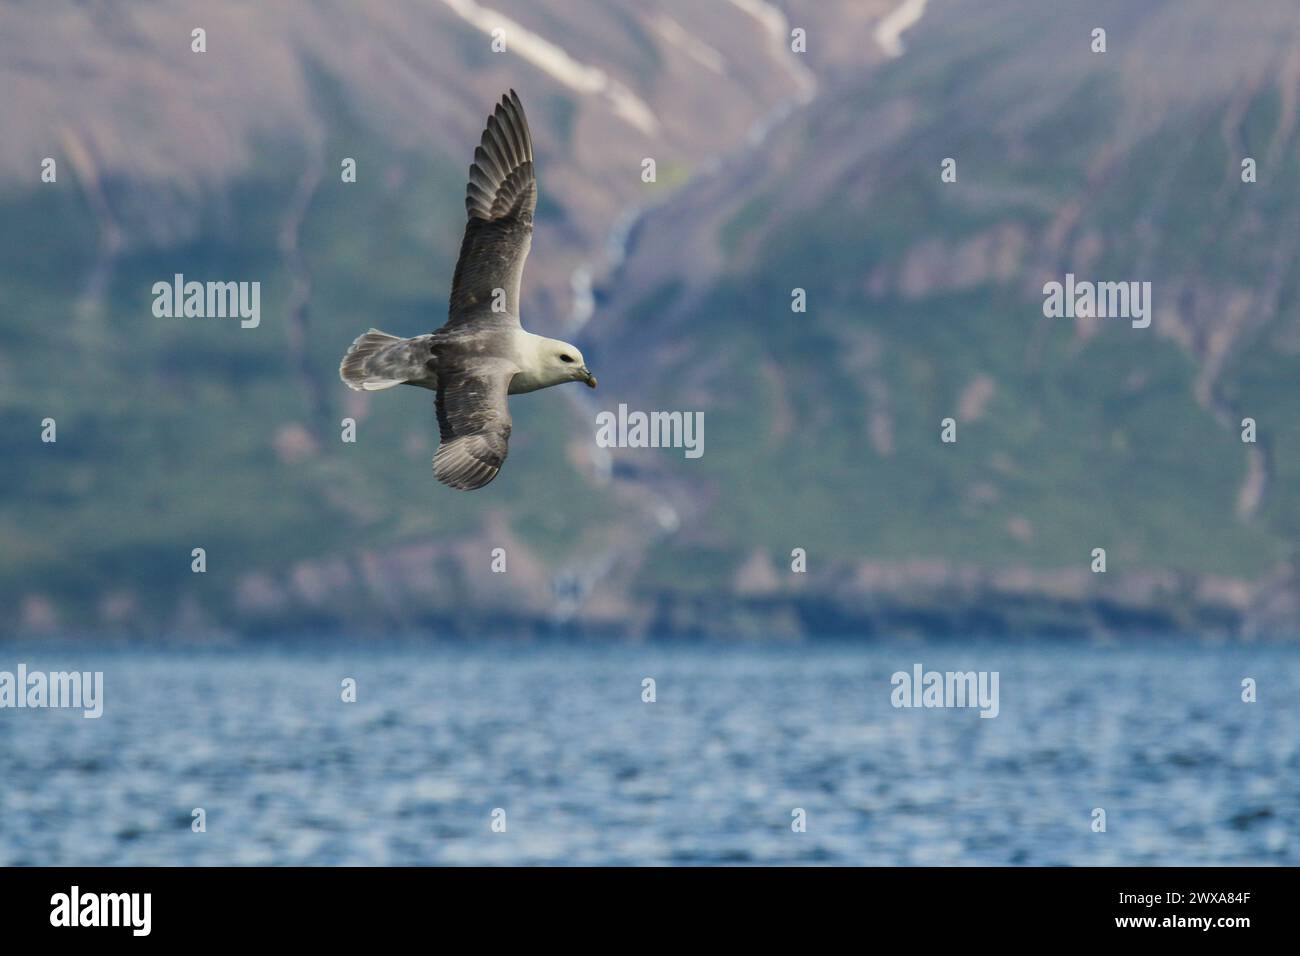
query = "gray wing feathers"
(445, 90, 536, 326)
(434, 361, 515, 490)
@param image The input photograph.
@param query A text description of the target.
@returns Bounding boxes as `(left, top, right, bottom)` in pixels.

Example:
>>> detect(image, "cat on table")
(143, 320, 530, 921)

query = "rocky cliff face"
(575, 0, 1300, 639)
(5, 0, 1300, 640)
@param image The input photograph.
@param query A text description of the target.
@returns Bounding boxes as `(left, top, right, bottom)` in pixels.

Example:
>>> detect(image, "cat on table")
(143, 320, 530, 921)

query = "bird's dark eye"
(560, 354, 574, 363)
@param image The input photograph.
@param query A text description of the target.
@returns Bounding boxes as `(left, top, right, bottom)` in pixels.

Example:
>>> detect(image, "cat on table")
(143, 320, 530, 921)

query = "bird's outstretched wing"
(433, 360, 515, 490)
(444, 90, 535, 329)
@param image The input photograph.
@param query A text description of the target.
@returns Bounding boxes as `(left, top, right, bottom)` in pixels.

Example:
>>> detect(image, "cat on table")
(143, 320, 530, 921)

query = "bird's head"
(549, 340, 597, 389)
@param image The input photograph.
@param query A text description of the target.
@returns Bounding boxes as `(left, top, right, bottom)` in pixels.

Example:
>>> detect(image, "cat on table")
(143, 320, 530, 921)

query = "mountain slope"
(8, 0, 1300, 637)
(0, 0, 897, 636)
(579, 0, 1300, 635)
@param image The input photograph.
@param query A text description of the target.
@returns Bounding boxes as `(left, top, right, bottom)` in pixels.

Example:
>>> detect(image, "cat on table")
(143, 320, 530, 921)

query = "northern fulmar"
(339, 90, 596, 491)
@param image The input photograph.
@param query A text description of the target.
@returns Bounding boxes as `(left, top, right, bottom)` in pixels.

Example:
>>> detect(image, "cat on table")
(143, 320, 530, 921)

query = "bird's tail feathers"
(340, 329, 411, 391)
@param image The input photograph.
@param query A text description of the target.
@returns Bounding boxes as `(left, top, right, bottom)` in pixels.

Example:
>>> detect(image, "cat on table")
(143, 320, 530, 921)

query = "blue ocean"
(0, 641, 1294, 865)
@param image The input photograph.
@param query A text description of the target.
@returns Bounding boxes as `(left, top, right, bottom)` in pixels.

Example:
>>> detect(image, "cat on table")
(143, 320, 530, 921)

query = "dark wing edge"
(433, 362, 515, 491)
(445, 90, 536, 326)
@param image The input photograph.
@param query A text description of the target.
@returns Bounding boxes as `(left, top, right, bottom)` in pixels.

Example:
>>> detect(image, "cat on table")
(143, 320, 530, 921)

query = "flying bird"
(339, 90, 596, 490)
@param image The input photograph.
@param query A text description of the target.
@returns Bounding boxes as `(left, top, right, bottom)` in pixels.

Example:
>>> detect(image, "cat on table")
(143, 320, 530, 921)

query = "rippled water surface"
(0, 641, 1295, 865)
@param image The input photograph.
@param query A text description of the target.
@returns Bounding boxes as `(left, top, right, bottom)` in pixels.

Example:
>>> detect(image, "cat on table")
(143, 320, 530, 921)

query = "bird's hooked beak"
(581, 367, 597, 389)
